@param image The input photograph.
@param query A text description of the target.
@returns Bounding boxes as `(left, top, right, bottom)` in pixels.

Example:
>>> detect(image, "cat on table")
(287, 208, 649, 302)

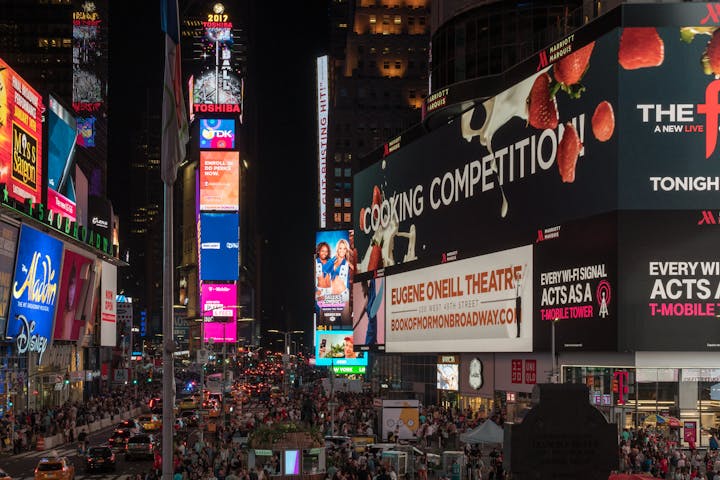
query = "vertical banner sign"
(0, 58, 44, 204)
(100, 262, 116, 346)
(7, 225, 63, 365)
(0, 222, 18, 337)
(316, 55, 328, 229)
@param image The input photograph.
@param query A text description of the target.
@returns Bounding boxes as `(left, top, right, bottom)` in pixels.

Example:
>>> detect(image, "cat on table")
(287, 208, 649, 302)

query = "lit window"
(383, 16, 390, 25)
(382, 47, 390, 55)
(394, 16, 402, 24)
(344, 198, 352, 208)
(370, 47, 377, 54)
(344, 168, 352, 177)
(38, 38, 49, 48)
(369, 15, 376, 24)
(338, 23, 348, 28)
(334, 213, 342, 223)
(335, 167, 342, 177)
(334, 198, 342, 208)
(343, 213, 352, 223)
(62, 38, 71, 48)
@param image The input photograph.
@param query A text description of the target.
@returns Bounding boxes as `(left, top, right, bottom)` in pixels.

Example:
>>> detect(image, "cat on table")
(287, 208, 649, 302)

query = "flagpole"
(162, 182, 175, 480)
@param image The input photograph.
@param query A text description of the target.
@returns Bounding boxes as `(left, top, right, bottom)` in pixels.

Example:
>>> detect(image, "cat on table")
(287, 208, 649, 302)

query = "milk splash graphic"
(460, 68, 552, 218)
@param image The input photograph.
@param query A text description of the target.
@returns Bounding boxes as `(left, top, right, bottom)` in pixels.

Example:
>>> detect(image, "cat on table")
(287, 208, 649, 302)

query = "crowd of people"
(0, 385, 151, 454)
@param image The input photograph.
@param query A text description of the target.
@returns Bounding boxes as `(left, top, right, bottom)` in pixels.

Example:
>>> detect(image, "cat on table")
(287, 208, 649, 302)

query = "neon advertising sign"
(7, 225, 62, 364)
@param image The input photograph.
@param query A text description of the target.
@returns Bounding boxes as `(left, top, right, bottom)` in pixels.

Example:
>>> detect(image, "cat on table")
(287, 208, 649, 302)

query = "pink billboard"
(201, 283, 237, 343)
(53, 249, 93, 340)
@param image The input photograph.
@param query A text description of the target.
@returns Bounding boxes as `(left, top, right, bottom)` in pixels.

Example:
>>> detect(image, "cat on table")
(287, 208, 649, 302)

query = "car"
(0, 468, 11, 480)
(126, 433, 157, 460)
(137, 414, 161, 432)
(108, 429, 132, 452)
(179, 410, 199, 428)
(177, 397, 198, 410)
(115, 419, 142, 434)
(174, 418, 185, 431)
(85, 446, 116, 473)
(34, 456, 75, 480)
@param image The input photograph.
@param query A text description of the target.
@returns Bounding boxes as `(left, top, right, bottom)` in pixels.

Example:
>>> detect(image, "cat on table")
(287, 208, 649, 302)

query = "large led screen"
(199, 212, 239, 281)
(72, 4, 107, 113)
(314, 329, 369, 367)
(533, 213, 618, 351)
(385, 245, 533, 353)
(354, 32, 619, 276)
(7, 225, 63, 364)
(201, 283, 237, 343)
(618, 210, 720, 351)
(315, 230, 352, 327)
(53, 249, 93, 341)
(199, 151, 240, 211)
(0, 58, 44, 204)
(352, 277, 385, 351)
(47, 95, 77, 221)
(437, 364, 459, 391)
(199, 119, 235, 149)
(100, 261, 117, 347)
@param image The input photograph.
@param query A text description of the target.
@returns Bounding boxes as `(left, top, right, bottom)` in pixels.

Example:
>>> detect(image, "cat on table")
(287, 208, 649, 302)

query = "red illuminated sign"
(511, 359, 523, 384)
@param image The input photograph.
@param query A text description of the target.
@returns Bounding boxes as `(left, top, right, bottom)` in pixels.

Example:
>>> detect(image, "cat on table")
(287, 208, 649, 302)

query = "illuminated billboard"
(47, 95, 77, 221)
(190, 5, 243, 117)
(199, 212, 239, 281)
(72, 2, 107, 113)
(314, 329, 369, 367)
(437, 364, 459, 391)
(385, 245, 533, 353)
(100, 261, 117, 347)
(352, 277, 385, 351)
(315, 230, 352, 327)
(317, 55, 328, 229)
(202, 283, 237, 343)
(199, 119, 235, 149)
(7, 225, 63, 364)
(199, 151, 240, 211)
(203, 321, 236, 343)
(53, 249, 93, 341)
(76, 117, 96, 147)
(0, 58, 44, 204)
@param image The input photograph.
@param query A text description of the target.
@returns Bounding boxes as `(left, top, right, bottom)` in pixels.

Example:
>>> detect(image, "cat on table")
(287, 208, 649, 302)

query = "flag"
(161, 0, 189, 186)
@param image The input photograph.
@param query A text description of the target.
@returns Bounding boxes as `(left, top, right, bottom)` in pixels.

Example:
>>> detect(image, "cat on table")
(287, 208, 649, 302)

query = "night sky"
(108, 1, 330, 342)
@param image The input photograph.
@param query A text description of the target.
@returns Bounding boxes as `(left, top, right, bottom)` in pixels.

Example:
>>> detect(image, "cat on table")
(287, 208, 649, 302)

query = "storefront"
(458, 354, 494, 416)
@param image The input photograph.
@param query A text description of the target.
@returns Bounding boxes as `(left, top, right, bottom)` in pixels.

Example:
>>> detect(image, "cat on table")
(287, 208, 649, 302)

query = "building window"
(344, 197, 352, 208)
(343, 213, 352, 223)
(369, 15, 376, 24)
(409, 90, 416, 98)
(334, 213, 342, 223)
(383, 15, 390, 25)
(419, 17, 426, 26)
(370, 60, 377, 69)
(338, 23, 348, 28)
(344, 182, 352, 190)
(358, 45, 364, 54)
(344, 168, 352, 177)
(370, 47, 377, 54)
(335, 167, 342, 177)
(394, 16, 402, 24)
(38, 38, 49, 48)
(334, 198, 342, 208)
(382, 47, 390, 55)
(408, 16, 415, 26)
(395, 61, 401, 69)
(383, 61, 390, 70)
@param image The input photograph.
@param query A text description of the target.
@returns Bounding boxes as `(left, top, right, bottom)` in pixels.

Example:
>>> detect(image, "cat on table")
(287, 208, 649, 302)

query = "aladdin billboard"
(7, 225, 63, 364)
(0, 58, 44, 204)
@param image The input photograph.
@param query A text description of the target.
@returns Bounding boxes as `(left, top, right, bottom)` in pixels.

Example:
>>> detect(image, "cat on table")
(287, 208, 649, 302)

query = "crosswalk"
(2, 446, 79, 461)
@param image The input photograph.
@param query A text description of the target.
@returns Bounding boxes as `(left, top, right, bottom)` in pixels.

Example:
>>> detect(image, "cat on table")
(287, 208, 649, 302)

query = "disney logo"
(15, 314, 48, 364)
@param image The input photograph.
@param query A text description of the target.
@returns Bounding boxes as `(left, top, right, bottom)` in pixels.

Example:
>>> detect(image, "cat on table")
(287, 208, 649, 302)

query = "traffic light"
(133, 379, 138, 385)
(147, 377, 152, 383)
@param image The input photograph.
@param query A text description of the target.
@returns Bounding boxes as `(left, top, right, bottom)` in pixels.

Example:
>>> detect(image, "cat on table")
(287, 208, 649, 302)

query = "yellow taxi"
(137, 413, 162, 432)
(34, 456, 75, 480)
(178, 397, 198, 410)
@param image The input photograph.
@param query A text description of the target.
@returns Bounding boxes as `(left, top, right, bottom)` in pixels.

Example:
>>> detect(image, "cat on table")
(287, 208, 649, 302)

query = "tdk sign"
(199, 119, 236, 149)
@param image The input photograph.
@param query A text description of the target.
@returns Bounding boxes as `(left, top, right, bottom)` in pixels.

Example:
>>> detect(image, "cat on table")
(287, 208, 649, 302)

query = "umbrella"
(643, 414, 667, 425)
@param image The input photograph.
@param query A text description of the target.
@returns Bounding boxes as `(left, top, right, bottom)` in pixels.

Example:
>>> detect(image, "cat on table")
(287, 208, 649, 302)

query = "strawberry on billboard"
(0, 58, 43, 204)
(353, 32, 619, 277)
